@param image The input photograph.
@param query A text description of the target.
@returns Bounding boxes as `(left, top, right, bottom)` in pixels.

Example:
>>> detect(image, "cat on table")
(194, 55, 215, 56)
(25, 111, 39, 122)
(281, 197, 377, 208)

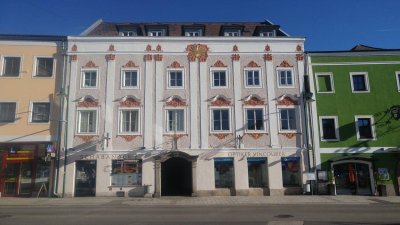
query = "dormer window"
(119, 31, 137, 37)
(224, 30, 241, 37)
(259, 31, 275, 37)
(185, 29, 202, 37)
(221, 26, 243, 37)
(148, 30, 163, 36)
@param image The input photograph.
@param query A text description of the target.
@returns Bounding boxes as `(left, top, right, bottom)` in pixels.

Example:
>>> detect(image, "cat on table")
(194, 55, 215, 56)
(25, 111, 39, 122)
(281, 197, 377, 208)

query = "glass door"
(4, 163, 19, 196)
(75, 161, 96, 197)
(19, 162, 33, 195)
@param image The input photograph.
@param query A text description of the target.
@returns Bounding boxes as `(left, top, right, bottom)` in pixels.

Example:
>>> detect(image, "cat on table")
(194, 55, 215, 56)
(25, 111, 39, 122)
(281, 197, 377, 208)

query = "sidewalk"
(0, 195, 399, 206)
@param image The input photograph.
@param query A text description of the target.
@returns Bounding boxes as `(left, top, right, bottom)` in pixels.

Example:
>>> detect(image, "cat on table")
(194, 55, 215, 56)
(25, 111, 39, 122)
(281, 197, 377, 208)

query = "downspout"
(54, 38, 68, 197)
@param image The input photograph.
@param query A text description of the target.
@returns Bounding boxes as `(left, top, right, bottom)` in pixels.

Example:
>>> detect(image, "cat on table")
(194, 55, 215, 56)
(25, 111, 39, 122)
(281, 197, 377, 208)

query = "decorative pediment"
(212, 60, 227, 67)
(156, 45, 162, 52)
(119, 95, 141, 107)
(212, 133, 231, 139)
(84, 61, 97, 68)
(124, 60, 139, 68)
(77, 96, 98, 107)
(186, 44, 209, 62)
(276, 94, 299, 106)
(209, 95, 231, 106)
(246, 61, 260, 67)
(242, 95, 265, 106)
(278, 60, 292, 68)
(146, 44, 152, 51)
(165, 95, 187, 107)
(168, 61, 183, 68)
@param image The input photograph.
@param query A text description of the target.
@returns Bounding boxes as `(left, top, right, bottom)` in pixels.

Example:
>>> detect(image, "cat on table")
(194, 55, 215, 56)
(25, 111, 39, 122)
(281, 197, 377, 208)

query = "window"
(319, 116, 339, 141)
(168, 70, 184, 88)
(0, 102, 16, 122)
(211, 109, 230, 132)
(316, 73, 334, 93)
(214, 158, 234, 188)
(247, 158, 268, 188)
(279, 108, 296, 131)
(121, 70, 139, 88)
(2, 57, 21, 76)
(350, 72, 369, 92)
(35, 58, 54, 77)
(119, 31, 136, 37)
(78, 110, 97, 134)
(81, 70, 98, 88)
(166, 109, 185, 133)
(259, 31, 275, 37)
(185, 28, 202, 37)
(396, 72, 400, 92)
(111, 160, 142, 186)
(281, 157, 301, 187)
(148, 30, 165, 36)
(277, 69, 294, 87)
(224, 30, 241, 36)
(245, 108, 264, 131)
(355, 116, 375, 140)
(211, 70, 227, 88)
(119, 109, 139, 133)
(245, 70, 261, 88)
(31, 102, 50, 123)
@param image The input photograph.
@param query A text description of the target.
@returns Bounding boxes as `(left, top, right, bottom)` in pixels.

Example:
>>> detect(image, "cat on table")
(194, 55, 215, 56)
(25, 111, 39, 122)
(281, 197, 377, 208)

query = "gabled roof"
(350, 44, 383, 52)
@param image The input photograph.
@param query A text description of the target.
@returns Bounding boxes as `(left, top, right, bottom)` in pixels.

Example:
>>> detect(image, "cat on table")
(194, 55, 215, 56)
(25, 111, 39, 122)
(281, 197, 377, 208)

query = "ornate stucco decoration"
(212, 133, 231, 140)
(296, 44, 304, 61)
(119, 95, 141, 107)
(155, 44, 163, 61)
(84, 61, 97, 68)
(117, 135, 140, 142)
(263, 44, 272, 61)
(209, 95, 231, 106)
(280, 133, 300, 139)
(70, 44, 78, 61)
(246, 61, 260, 67)
(163, 134, 188, 139)
(278, 60, 292, 68)
(186, 44, 209, 62)
(276, 94, 299, 106)
(77, 135, 97, 142)
(212, 60, 227, 67)
(231, 45, 240, 61)
(123, 60, 139, 68)
(168, 61, 183, 68)
(145, 44, 152, 61)
(164, 95, 187, 107)
(242, 94, 265, 106)
(77, 96, 99, 107)
(106, 44, 115, 61)
(246, 133, 267, 139)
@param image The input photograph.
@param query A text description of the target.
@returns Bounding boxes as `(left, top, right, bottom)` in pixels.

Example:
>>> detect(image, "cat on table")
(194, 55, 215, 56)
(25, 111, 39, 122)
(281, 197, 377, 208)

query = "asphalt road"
(0, 203, 399, 225)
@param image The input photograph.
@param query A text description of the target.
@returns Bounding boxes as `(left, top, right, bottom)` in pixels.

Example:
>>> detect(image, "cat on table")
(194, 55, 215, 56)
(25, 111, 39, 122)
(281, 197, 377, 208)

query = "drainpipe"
(53, 38, 68, 197)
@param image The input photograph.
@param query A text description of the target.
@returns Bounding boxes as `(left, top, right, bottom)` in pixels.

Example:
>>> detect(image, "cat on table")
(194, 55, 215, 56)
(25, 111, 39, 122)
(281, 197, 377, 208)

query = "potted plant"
(327, 170, 336, 195)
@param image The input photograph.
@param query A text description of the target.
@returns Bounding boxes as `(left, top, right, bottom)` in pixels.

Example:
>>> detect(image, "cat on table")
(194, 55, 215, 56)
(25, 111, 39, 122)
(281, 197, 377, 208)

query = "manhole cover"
(275, 214, 294, 218)
(0, 215, 12, 219)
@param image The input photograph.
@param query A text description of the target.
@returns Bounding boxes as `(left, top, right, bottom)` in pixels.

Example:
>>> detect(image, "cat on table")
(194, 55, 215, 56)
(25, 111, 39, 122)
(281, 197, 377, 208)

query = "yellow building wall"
(0, 43, 63, 141)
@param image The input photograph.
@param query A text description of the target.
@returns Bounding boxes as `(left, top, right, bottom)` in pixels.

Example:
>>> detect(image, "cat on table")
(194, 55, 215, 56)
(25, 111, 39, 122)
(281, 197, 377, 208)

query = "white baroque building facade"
(57, 21, 308, 197)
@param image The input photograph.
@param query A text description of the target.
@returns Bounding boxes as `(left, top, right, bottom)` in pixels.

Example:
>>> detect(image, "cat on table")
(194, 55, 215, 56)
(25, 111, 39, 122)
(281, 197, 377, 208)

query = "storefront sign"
(79, 154, 139, 160)
(227, 151, 286, 157)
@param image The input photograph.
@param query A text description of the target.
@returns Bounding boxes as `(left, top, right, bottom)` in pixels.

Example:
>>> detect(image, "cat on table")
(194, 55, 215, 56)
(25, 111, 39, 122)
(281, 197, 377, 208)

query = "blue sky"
(1, 0, 399, 51)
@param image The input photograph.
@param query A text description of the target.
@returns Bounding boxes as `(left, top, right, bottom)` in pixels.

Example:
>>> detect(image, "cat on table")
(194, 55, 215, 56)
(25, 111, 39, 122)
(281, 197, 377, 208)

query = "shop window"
(281, 157, 300, 187)
(316, 73, 334, 93)
(214, 158, 234, 188)
(247, 158, 268, 188)
(111, 160, 142, 186)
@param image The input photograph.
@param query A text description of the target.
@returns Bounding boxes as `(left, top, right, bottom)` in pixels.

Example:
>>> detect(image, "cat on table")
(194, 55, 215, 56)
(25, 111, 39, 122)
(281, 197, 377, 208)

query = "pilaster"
(189, 61, 199, 149)
(154, 59, 164, 147)
(143, 56, 155, 149)
(265, 59, 279, 147)
(232, 59, 243, 140)
(199, 62, 209, 149)
(104, 53, 115, 150)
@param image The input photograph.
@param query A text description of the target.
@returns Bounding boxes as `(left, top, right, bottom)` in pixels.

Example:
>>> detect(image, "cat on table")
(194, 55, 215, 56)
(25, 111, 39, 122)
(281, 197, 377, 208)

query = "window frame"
(319, 116, 340, 141)
(81, 68, 99, 89)
(33, 56, 55, 78)
(350, 72, 370, 93)
(118, 107, 141, 135)
(224, 30, 241, 37)
(259, 31, 275, 37)
(210, 68, 229, 89)
(119, 31, 137, 37)
(165, 107, 187, 134)
(354, 115, 376, 141)
(244, 68, 262, 88)
(276, 67, 295, 88)
(120, 68, 140, 89)
(184, 28, 202, 37)
(147, 30, 165, 37)
(244, 106, 266, 133)
(396, 71, 400, 92)
(210, 107, 232, 133)
(315, 72, 335, 93)
(1, 55, 22, 78)
(167, 69, 185, 89)
(0, 101, 17, 124)
(277, 106, 299, 133)
(76, 108, 98, 135)
(29, 101, 51, 124)
(111, 159, 142, 186)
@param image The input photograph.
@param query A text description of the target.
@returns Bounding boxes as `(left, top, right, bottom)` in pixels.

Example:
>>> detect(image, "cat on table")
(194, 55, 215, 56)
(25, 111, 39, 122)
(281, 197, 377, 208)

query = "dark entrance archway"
(161, 157, 192, 196)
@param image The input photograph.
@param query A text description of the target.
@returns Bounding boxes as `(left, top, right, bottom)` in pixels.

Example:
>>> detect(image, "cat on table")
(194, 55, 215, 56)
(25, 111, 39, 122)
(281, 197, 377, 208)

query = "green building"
(306, 45, 400, 196)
